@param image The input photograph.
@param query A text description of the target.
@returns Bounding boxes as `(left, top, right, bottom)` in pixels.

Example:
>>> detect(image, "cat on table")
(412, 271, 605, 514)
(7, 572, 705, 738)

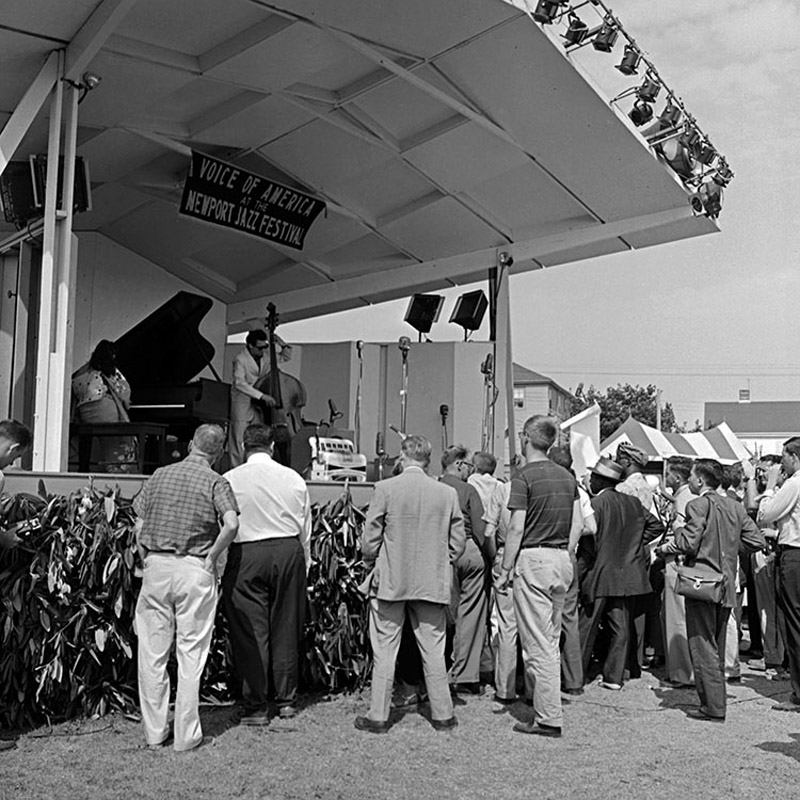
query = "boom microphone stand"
(398, 336, 411, 435)
(355, 340, 364, 452)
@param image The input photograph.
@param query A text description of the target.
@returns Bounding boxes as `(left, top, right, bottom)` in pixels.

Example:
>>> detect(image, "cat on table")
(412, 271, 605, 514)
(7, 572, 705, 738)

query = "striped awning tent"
(599, 418, 751, 465)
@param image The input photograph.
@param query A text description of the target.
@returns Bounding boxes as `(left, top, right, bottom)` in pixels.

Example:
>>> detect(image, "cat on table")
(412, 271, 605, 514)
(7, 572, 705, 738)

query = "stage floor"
(3, 470, 375, 506)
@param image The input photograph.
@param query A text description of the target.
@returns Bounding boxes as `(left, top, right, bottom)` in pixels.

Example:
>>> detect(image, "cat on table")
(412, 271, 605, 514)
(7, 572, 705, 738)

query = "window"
(514, 387, 525, 408)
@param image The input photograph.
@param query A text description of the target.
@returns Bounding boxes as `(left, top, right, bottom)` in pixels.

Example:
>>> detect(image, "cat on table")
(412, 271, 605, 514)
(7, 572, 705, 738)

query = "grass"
(2, 661, 800, 800)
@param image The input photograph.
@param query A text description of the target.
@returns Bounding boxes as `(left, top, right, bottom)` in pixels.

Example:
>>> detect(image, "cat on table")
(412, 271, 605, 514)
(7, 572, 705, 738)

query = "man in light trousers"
(134, 424, 239, 751)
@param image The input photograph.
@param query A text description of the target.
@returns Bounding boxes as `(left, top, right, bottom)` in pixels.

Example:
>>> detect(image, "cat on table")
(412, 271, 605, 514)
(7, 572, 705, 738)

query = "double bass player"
(229, 329, 274, 468)
(230, 307, 306, 469)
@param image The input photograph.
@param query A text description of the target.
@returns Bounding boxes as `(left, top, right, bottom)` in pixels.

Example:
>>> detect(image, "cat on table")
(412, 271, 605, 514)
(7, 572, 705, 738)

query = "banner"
(560, 403, 601, 479)
(179, 151, 326, 250)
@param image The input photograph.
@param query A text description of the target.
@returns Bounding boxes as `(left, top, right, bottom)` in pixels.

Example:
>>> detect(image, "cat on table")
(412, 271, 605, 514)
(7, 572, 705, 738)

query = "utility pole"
(656, 387, 662, 431)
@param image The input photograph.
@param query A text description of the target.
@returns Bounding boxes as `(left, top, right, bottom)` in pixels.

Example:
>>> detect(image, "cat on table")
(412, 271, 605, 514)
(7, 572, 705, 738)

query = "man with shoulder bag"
(656, 459, 763, 722)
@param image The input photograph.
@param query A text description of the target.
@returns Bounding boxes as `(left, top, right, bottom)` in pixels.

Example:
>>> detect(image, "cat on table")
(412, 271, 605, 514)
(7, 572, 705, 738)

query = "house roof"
(513, 363, 571, 397)
(705, 401, 800, 437)
(1, 0, 719, 332)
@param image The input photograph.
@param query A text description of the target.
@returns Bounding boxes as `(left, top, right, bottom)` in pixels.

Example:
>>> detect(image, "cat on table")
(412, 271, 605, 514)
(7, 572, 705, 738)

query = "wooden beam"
(0, 51, 59, 176)
(65, 0, 141, 83)
(227, 206, 694, 327)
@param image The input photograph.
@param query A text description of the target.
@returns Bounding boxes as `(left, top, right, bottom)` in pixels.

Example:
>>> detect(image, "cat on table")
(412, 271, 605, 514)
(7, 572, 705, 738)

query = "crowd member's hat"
(616, 442, 649, 468)
(591, 456, 625, 482)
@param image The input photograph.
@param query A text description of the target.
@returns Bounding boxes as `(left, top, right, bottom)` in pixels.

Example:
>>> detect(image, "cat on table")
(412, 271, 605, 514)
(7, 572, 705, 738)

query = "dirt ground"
(2, 659, 800, 800)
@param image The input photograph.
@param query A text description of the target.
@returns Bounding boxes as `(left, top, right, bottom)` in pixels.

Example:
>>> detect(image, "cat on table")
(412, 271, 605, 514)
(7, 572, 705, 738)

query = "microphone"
(398, 336, 411, 354)
(375, 431, 385, 456)
(356, 340, 364, 355)
(439, 404, 449, 420)
(389, 424, 408, 442)
(328, 398, 343, 421)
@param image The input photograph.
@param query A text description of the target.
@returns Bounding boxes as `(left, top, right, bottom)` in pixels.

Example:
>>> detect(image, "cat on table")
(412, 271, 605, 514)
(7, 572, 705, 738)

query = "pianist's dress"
(72, 359, 136, 472)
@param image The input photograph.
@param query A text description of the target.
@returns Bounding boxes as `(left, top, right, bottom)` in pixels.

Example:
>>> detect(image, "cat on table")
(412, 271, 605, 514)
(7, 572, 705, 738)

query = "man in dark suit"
(440, 445, 488, 693)
(356, 435, 466, 733)
(578, 457, 664, 690)
(657, 458, 763, 721)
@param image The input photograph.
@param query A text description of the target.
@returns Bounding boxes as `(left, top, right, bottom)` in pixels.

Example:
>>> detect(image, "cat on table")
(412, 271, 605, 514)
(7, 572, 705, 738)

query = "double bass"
(254, 303, 306, 468)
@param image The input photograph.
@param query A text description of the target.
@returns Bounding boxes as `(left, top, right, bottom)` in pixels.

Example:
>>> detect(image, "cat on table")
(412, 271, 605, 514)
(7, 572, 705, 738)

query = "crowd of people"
(357, 418, 800, 737)
(3, 410, 800, 751)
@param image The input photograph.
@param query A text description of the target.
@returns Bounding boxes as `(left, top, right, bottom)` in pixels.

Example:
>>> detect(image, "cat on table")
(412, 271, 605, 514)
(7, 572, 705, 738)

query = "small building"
(705, 401, 800, 457)
(513, 364, 573, 435)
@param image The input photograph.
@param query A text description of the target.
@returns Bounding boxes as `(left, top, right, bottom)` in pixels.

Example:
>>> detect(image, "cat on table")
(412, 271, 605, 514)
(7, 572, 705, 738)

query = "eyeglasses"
(457, 460, 475, 472)
(252, 343, 268, 350)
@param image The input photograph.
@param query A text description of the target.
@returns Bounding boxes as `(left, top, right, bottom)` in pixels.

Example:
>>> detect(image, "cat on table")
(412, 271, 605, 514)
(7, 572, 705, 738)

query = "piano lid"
(114, 291, 216, 387)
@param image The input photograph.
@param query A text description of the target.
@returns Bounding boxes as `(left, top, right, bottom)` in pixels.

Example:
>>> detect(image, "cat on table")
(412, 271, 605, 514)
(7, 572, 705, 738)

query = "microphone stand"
(480, 354, 494, 452)
(355, 340, 364, 452)
(439, 404, 449, 450)
(398, 337, 411, 436)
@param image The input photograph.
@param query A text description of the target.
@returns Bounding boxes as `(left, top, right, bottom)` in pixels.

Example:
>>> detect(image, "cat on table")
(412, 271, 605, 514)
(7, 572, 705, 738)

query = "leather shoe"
(493, 694, 515, 705)
(0, 739, 17, 751)
(239, 713, 270, 727)
(686, 708, 724, 722)
(278, 705, 297, 719)
(561, 687, 583, 696)
(513, 721, 562, 737)
(354, 716, 390, 734)
(392, 694, 420, 709)
(600, 681, 622, 691)
(772, 700, 800, 713)
(450, 682, 481, 695)
(430, 717, 457, 731)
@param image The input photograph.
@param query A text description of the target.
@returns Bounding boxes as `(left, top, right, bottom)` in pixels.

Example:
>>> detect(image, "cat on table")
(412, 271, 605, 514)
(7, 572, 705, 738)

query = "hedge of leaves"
(0, 483, 369, 730)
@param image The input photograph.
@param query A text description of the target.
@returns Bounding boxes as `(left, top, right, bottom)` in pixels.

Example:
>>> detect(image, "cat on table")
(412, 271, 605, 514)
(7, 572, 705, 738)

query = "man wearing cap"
(578, 457, 664, 690)
(495, 416, 583, 737)
(616, 443, 654, 512)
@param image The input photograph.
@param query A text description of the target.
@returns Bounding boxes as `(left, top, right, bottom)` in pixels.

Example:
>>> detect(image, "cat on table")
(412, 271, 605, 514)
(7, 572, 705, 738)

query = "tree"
(571, 382, 678, 441)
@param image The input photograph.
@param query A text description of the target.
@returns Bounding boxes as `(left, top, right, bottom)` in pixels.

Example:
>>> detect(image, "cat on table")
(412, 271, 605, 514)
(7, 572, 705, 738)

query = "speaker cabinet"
(450, 290, 488, 331)
(404, 293, 444, 334)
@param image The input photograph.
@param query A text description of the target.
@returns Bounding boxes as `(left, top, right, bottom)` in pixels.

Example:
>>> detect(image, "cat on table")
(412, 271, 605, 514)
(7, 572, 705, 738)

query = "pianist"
(71, 340, 137, 472)
(229, 329, 275, 467)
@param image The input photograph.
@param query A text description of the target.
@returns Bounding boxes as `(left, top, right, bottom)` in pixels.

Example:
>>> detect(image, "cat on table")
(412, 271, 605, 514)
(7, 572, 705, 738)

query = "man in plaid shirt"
(133, 424, 239, 752)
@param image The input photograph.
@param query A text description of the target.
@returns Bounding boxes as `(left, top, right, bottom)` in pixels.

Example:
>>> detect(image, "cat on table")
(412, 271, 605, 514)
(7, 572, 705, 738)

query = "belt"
(521, 543, 569, 550)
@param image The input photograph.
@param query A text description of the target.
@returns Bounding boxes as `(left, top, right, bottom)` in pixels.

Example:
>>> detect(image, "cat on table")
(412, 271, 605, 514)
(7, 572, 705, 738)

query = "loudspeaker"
(404, 293, 444, 334)
(0, 162, 38, 229)
(449, 290, 488, 331)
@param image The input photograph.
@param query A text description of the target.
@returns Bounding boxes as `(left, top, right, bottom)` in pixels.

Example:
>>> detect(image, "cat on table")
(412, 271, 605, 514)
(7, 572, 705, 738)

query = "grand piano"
(113, 291, 230, 467)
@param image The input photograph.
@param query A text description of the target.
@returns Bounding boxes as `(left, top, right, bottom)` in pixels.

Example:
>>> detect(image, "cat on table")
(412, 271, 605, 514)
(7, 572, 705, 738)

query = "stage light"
(533, 0, 565, 24)
(695, 142, 717, 166)
(637, 75, 661, 103)
(592, 17, 619, 52)
(659, 103, 682, 126)
(693, 180, 723, 219)
(680, 126, 701, 150)
(616, 44, 641, 75)
(628, 99, 654, 126)
(715, 160, 734, 186)
(562, 13, 589, 46)
(658, 138, 695, 181)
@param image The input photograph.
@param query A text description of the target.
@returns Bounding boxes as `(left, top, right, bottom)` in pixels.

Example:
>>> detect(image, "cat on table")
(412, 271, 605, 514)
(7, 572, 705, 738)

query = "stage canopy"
(1, 0, 721, 331)
(599, 417, 751, 466)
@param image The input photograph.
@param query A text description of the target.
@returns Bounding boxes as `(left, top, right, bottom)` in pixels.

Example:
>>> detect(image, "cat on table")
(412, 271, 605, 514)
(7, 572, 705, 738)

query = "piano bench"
(71, 422, 169, 475)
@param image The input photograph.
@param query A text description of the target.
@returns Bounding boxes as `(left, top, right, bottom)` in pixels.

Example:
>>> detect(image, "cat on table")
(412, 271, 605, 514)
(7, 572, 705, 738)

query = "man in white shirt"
(223, 424, 311, 724)
(757, 436, 800, 712)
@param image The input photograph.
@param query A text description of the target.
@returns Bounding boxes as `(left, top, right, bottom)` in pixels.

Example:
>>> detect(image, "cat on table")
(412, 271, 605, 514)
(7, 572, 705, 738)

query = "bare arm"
(204, 510, 239, 575)
(495, 509, 525, 591)
(568, 498, 583, 553)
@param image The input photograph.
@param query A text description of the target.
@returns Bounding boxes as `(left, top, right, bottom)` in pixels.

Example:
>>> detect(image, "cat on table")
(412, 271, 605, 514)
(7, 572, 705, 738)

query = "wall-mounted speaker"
(450, 290, 488, 331)
(404, 293, 444, 334)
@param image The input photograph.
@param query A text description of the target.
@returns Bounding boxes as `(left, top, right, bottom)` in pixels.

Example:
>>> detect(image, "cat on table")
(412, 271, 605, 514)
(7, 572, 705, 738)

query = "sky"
(282, 0, 800, 430)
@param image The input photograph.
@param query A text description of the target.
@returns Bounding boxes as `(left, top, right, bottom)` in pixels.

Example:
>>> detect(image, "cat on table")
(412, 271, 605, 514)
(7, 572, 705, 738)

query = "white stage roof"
(1, 0, 719, 328)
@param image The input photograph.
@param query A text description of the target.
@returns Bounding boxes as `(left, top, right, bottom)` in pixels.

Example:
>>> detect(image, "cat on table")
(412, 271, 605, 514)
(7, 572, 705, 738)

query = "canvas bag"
(674, 493, 725, 604)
